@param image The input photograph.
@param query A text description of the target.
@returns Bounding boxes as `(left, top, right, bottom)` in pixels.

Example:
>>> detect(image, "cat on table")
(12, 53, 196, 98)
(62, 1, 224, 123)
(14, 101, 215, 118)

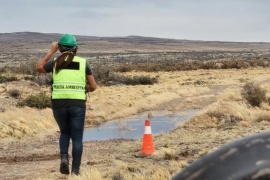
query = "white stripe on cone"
(144, 126, 152, 134)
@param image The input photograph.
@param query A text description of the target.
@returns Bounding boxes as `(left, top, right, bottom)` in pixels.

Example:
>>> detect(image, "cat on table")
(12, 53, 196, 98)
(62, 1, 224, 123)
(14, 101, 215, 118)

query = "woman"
(36, 34, 97, 175)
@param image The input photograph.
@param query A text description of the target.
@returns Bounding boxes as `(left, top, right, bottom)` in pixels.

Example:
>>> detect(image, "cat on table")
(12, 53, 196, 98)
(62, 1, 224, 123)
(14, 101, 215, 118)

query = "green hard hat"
(58, 34, 77, 46)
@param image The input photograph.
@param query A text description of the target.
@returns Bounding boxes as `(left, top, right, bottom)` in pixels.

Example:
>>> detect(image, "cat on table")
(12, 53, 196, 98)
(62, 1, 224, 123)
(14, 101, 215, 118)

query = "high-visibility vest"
(52, 56, 86, 100)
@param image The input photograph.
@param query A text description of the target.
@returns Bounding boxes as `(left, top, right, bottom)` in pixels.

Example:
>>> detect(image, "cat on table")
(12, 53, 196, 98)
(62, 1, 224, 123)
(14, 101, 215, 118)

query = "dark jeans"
(53, 107, 86, 170)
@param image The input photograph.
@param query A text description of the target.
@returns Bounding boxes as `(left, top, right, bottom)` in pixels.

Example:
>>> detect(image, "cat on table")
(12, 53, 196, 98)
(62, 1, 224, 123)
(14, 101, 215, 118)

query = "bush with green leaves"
(17, 92, 51, 109)
(241, 81, 267, 107)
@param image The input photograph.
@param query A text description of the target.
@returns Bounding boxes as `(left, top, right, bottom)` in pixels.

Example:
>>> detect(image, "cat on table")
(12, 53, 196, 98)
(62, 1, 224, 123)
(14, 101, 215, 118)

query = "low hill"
(0, 32, 184, 43)
(1, 32, 270, 67)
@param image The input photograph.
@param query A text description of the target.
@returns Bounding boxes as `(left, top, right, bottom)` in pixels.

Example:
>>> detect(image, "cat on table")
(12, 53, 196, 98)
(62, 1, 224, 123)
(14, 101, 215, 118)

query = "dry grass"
(69, 167, 102, 180)
(3, 67, 270, 179)
(85, 71, 211, 126)
(0, 107, 56, 139)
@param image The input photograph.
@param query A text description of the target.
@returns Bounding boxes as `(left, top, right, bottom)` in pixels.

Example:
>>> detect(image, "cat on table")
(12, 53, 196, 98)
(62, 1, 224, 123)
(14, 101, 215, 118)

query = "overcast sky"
(1, 0, 270, 42)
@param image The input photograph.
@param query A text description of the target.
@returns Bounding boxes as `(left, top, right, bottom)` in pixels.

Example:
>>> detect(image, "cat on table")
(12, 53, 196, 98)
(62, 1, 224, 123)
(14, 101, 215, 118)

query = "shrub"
(108, 73, 158, 85)
(241, 81, 266, 107)
(33, 74, 52, 86)
(115, 66, 132, 72)
(92, 65, 111, 83)
(112, 172, 124, 180)
(206, 111, 243, 126)
(164, 149, 177, 160)
(124, 75, 158, 85)
(194, 79, 205, 85)
(0, 75, 18, 83)
(16, 59, 39, 76)
(111, 60, 270, 73)
(2, 58, 39, 76)
(17, 92, 51, 109)
(92, 65, 158, 85)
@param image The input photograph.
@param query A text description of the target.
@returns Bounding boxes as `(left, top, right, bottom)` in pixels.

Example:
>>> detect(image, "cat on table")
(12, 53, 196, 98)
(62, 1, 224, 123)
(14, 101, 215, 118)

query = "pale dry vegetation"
(2, 33, 270, 179)
(2, 36, 270, 179)
(2, 65, 270, 179)
(0, 107, 56, 139)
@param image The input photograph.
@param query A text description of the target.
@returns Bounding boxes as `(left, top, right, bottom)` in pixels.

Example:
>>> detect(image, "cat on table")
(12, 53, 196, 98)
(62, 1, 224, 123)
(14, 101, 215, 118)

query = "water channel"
(83, 109, 201, 141)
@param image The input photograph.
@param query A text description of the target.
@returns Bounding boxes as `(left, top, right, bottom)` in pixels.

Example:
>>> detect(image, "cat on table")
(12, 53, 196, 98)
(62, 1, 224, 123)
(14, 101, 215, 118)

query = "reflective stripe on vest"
(52, 56, 86, 100)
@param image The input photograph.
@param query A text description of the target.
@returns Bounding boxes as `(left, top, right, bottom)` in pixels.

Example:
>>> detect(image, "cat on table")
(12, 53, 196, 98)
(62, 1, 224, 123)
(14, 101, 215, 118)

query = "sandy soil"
(1, 68, 270, 180)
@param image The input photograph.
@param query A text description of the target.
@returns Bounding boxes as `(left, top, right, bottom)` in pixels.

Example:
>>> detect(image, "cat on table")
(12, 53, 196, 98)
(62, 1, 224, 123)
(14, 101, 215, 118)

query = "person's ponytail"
(54, 45, 78, 73)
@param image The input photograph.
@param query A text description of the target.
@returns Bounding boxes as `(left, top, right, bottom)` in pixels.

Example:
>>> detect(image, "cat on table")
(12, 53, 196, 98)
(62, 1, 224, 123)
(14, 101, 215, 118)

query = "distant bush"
(92, 65, 158, 85)
(241, 81, 267, 107)
(92, 65, 111, 83)
(126, 75, 158, 85)
(112, 59, 270, 72)
(2, 58, 52, 86)
(106, 73, 158, 86)
(206, 111, 243, 126)
(194, 79, 205, 85)
(33, 74, 52, 86)
(0, 75, 18, 83)
(3, 58, 39, 76)
(17, 92, 51, 109)
(16, 59, 38, 76)
(114, 66, 132, 72)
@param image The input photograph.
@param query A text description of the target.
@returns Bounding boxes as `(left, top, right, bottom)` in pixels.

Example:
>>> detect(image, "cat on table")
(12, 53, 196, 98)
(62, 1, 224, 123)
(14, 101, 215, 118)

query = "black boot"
(71, 167, 80, 175)
(60, 154, 69, 174)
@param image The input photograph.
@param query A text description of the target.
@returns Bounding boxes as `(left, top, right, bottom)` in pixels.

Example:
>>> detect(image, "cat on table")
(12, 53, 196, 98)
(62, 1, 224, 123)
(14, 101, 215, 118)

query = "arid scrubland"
(2, 67, 270, 179)
(1, 32, 270, 179)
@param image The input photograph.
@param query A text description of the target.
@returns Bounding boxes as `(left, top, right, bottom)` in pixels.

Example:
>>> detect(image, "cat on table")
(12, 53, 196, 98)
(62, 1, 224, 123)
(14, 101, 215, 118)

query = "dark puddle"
(83, 109, 201, 141)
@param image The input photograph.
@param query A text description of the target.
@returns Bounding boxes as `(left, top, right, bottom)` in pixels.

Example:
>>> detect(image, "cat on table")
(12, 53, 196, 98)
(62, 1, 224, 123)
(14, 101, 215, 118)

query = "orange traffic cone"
(141, 119, 155, 155)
